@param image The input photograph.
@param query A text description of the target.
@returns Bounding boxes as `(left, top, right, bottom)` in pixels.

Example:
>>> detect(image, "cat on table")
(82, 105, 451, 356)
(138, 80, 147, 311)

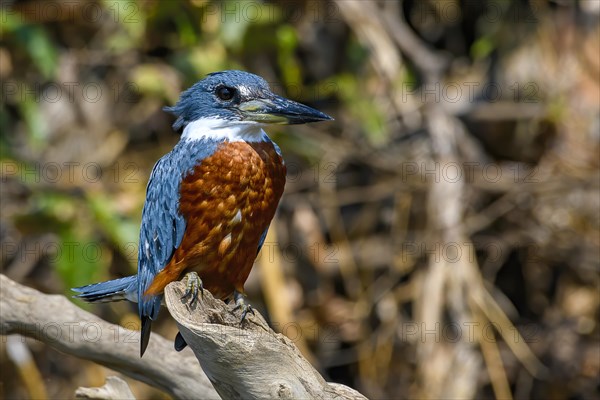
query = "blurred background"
(1, 0, 599, 399)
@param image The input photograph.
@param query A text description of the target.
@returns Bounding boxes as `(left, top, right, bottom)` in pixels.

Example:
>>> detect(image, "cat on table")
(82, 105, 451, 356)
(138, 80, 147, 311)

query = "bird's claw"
(233, 290, 255, 322)
(181, 272, 204, 307)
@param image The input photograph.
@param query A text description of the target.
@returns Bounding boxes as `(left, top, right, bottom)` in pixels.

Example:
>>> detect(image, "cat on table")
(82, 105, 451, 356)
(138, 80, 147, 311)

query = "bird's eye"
(216, 86, 235, 101)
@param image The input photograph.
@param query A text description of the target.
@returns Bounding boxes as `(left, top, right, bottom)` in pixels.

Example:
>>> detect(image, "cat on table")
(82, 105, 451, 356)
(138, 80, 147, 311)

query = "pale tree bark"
(0, 274, 367, 399)
(164, 280, 367, 399)
(0, 274, 218, 399)
(75, 376, 135, 399)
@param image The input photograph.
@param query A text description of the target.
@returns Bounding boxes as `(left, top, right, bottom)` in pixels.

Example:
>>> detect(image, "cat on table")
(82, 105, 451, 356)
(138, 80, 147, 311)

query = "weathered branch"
(75, 376, 135, 399)
(164, 281, 367, 399)
(1, 274, 367, 399)
(0, 274, 218, 399)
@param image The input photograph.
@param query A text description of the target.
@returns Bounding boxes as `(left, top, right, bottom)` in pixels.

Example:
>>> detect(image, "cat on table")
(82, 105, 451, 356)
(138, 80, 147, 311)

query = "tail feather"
(141, 316, 152, 357)
(73, 274, 160, 357)
(72, 276, 138, 303)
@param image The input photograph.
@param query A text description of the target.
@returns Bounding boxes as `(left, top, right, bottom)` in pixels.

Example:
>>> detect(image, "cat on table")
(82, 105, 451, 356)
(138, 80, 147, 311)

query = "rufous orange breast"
(145, 139, 286, 299)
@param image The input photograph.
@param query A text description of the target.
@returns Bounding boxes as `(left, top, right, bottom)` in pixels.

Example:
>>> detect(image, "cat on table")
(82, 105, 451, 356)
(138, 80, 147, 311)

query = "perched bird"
(72, 70, 332, 356)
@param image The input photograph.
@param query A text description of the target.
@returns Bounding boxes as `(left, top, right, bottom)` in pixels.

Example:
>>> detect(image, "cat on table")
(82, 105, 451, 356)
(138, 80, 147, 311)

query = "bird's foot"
(181, 272, 204, 307)
(233, 290, 255, 322)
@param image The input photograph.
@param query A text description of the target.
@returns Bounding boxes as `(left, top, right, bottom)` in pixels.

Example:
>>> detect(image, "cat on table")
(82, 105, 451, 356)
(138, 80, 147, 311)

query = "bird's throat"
(181, 118, 267, 143)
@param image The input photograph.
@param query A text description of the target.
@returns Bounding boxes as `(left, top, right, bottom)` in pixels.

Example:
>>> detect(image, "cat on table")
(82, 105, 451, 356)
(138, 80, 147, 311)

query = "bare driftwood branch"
(164, 281, 368, 400)
(1, 274, 367, 399)
(75, 376, 135, 400)
(0, 274, 219, 399)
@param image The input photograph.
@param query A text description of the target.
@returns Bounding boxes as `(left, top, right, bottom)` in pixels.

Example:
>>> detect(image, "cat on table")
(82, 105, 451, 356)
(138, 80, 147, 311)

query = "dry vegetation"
(1, 1, 599, 399)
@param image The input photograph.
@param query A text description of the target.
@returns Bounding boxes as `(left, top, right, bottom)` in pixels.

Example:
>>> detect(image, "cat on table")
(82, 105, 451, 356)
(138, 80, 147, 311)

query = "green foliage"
(0, 19, 58, 79)
(335, 73, 387, 145)
(471, 36, 495, 60)
(17, 89, 46, 150)
(17, 191, 107, 291)
(276, 25, 301, 86)
(87, 193, 140, 271)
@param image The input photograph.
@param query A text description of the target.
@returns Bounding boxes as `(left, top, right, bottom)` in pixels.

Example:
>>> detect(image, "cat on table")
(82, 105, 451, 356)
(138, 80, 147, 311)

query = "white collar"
(181, 118, 268, 142)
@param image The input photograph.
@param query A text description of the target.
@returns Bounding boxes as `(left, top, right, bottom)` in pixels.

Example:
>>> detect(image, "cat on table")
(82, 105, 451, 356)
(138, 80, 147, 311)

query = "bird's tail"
(72, 276, 138, 303)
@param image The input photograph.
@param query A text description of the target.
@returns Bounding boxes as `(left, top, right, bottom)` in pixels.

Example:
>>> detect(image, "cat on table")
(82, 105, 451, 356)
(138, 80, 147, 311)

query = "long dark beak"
(239, 94, 333, 124)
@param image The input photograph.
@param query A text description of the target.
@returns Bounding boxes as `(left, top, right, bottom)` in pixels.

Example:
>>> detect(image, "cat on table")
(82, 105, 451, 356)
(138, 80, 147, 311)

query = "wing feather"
(137, 155, 186, 321)
(136, 139, 219, 323)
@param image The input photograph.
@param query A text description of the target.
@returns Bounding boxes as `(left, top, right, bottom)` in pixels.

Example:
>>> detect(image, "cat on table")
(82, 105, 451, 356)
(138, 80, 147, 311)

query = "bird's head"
(165, 70, 332, 139)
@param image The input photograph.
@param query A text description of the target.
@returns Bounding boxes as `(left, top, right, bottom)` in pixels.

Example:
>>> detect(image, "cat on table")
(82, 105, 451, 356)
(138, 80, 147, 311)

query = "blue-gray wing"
(136, 138, 220, 323)
(137, 153, 187, 322)
(257, 227, 269, 255)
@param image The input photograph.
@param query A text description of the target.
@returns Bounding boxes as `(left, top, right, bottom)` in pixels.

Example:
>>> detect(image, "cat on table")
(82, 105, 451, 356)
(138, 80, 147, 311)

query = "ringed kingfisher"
(73, 70, 332, 356)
